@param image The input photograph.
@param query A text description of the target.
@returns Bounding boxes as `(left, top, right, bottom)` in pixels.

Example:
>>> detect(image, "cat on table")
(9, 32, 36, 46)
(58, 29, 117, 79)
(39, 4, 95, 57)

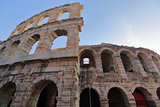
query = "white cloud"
(122, 22, 160, 54)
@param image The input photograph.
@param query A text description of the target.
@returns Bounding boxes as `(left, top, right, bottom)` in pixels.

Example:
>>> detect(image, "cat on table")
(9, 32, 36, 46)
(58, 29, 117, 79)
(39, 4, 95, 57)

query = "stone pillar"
(155, 99, 160, 107)
(94, 53, 104, 76)
(11, 91, 24, 107)
(35, 32, 54, 54)
(31, 20, 39, 27)
(114, 55, 128, 79)
(134, 57, 148, 77)
(48, 12, 59, 22)
(67, 26, 80, 49)
(69, 3, 83, 19)
(127, 93, 137, 107)
(100, 98, 109, 107)
(57, 69, 79, 107)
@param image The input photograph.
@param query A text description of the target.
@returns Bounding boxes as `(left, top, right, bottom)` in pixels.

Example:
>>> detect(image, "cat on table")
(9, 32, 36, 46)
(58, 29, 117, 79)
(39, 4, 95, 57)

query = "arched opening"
(133, 87, 156, 107)
(152, 56, 160, 71)
(120, 53, 133, 72)
(27, 34, 40, 54)
(0, 82, 16, 107)
(51, 36, 67, 50)
(0, 46, 6, 54)
(24, 23, 33, 31)
(39, 17, 49, 25)
(101, 50, 114, 73)
(80, 88, 100, 107)
(108, 88, 129, 107)
(27, 80, 58, 107)
(51, 30, 68, 51)
(8, 40, 20, 57)
(138, 53, 149, 72)
(83, 58, 90, 65)
(59, 12, 69, 20)
(29, 41, 39, 54)
(156, 87, 160, 100)
(80, 50, 95, 68)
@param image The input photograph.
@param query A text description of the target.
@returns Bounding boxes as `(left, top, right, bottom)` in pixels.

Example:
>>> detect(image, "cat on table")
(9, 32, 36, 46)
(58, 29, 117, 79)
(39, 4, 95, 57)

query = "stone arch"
(133, 87, 156, 107)
(26, 34, 40, 54)
(119, 49, 134, 72)
(137, 51, 150, 72)
(38, 15, 50, 25)
(0, 46, 6, 54)
(0, 82, 16, 107)
(51, 29, 68, 50)
(107, 87, 130, 107)
(80, 49, 96, 68)
(24, 22, 33, 31)
(156, 87, 160, 100)
(80, 88, 101, 107)
(101, 49, 115, 73)
(27, 80, 58, 107)
(58, 11, 70, 20)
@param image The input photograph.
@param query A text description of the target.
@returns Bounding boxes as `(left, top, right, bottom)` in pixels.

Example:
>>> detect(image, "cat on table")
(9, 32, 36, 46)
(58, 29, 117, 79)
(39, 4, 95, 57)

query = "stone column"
(114, 55, 128, 79)
(32, 20, 39, 27)
(94, 53, 104, 76)
(100, 98, 109, 107)
(35, 32, 54, 54)
(57, 69, 79, 107)
(155, 99, 160, 107)
(48, 12, 59, 22)
(127, 93, 137, 107)
(67, 26, 80, 49)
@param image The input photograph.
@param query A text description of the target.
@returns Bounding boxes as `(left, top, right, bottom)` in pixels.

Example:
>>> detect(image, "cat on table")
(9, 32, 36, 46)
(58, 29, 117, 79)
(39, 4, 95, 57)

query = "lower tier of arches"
(0, 77, 160, 107)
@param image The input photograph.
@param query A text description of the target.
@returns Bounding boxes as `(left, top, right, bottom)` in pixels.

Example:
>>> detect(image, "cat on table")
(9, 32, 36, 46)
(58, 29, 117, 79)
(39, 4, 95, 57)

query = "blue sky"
(0, 0, 160, 54)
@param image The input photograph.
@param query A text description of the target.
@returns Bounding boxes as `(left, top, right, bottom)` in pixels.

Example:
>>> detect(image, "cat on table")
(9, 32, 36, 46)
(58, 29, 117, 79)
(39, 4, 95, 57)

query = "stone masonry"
(0, 2, 160, 107)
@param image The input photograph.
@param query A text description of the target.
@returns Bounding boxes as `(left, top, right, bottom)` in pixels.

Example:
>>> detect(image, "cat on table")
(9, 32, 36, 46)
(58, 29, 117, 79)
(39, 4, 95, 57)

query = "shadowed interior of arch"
(0, 82, 16, 107)
(101, 50, 114, 73)
(108, 88, 128, 107)
(80, 88, 100, 107)
(80, 50, 95, 68)
(120, 53, 133, 72)
(27, 80, 58, 107)
(138, 54, 149, 72)
(0, 46, 6, 54)
(156, 88, 160, 100)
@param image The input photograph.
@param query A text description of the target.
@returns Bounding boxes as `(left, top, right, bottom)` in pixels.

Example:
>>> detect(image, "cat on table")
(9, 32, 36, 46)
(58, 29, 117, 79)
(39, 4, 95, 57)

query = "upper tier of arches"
(79, 44, 160, 77)
(8, 2, 83, 38)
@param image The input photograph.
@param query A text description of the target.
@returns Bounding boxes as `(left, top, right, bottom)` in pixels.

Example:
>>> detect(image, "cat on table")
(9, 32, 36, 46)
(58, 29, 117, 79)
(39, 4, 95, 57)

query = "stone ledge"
(0, 48, 78, 66)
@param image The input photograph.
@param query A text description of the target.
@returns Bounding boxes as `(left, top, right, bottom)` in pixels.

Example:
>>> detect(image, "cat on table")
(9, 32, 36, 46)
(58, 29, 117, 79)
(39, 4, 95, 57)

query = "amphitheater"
(0, 2, 160, 107)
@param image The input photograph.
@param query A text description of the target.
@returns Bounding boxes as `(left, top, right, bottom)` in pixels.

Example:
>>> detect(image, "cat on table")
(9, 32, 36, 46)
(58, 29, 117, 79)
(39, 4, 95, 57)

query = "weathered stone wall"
(0, 2, 160, 107)
(79, 44, 160, 107)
